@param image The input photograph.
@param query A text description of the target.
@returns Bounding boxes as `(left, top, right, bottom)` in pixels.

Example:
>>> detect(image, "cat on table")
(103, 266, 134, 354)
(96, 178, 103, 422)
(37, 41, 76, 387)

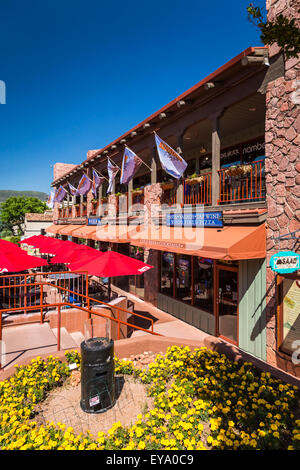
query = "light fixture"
(249, 107, 256, 112)
(199, 145, 207, 154)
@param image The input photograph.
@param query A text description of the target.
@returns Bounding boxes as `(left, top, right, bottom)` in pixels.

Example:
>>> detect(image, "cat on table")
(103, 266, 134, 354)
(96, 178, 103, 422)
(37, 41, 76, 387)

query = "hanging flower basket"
(224, 165, 245, 177)
(161, 182, 174, 190)
(185, 175, 205, 185)
(241, 164, 252, 175)
(101, 197, 108, 203)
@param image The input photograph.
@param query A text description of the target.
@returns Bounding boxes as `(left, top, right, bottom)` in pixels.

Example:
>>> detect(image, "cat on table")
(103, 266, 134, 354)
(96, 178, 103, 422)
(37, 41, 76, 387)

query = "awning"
(130, 224, 266, 260)
(45, 224, 68, 234)
(53, 225, 82, 236)
(69, 225, 97, 239)
(91, 224, 143, 244)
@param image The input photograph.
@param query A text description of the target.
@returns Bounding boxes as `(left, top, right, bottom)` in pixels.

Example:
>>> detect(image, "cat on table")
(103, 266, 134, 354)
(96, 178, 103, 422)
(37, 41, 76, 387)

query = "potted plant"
(224, 165, 244, 177)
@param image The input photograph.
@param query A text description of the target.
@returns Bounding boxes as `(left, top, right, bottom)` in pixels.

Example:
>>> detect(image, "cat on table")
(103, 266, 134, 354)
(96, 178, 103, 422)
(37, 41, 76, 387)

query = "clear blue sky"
(0, 0, 263, 194)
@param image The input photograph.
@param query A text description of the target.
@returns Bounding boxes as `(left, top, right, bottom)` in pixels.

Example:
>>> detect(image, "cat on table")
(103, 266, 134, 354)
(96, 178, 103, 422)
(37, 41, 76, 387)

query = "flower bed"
(0, 346, 299, 450)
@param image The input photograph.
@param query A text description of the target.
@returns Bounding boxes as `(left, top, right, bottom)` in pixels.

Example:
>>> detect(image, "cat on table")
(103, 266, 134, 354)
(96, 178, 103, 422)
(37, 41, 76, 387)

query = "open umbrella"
(0, 249, 48, 273)
(0, 239, 25, 253)
(69, 250, 153, 300)
(20, 235, 65, 254)
(50, 244, 98, 264)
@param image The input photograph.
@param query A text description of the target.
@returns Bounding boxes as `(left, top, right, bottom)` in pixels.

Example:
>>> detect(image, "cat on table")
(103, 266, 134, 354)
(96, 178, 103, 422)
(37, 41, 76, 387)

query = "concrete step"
(1, 322, 59, 369)
(51, 327, 79, 350)
(70, 331, 85, 347)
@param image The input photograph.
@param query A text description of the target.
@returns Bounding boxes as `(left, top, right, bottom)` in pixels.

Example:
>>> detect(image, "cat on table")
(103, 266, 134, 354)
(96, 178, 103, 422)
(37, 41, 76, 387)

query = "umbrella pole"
(107, 278, 111, 302)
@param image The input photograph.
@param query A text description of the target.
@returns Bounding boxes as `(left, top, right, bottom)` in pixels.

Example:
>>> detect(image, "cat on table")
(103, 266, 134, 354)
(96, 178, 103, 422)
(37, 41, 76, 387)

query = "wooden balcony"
(184, 173, 212, 205)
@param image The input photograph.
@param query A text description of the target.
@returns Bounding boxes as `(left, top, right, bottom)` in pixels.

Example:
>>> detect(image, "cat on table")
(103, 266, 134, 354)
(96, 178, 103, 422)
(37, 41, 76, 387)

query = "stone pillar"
(265, 0, 300, 376)
(144, 183, 163, 227)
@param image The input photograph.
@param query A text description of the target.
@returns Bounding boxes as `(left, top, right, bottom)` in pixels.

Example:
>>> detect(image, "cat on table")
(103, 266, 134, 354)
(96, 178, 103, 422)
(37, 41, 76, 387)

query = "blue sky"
(0, 0, 263, 194)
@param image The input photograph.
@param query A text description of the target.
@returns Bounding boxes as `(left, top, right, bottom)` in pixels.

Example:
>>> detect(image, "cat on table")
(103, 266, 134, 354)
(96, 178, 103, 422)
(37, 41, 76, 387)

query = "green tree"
(247, 3, 300, 58)
(0, 196, 48, 235)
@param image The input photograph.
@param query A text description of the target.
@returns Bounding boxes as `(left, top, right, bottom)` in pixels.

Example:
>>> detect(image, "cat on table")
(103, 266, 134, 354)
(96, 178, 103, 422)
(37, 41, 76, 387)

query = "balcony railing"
(218, 160, 265, 204)
(183, 173, 212, 205)
(161, 182, 177, 206)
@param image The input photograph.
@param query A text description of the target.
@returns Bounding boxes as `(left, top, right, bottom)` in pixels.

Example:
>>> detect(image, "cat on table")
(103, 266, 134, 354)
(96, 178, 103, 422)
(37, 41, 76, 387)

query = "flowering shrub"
(0, 346, 299, 450)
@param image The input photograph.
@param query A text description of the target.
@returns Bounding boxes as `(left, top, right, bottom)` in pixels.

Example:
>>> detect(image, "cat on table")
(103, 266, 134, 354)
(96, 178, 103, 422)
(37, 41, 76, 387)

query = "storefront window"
(129, 246, 145, 298)
(193, 257, 214, 313)
(161, 252, 175, 297)
(175, 255, 192, 303)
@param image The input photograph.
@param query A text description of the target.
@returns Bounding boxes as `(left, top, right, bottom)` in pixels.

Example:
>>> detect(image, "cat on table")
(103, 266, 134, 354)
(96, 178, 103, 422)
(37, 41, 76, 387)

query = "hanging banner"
(54, 185, 67, 203)
(107, 159, 119, 194)
(270, 251, 300, 274)
(77, 174, 92, 196)
(46, 190, 55, 209)
(91, 169, 104, 197)
(120, 147, 143, 185)
(68, 182, 78, 197)
(155, 133, 187, 179)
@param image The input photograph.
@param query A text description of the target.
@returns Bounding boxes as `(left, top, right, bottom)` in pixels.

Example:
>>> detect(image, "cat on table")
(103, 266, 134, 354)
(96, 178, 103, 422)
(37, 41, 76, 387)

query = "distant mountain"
(0, 190, 48, 204)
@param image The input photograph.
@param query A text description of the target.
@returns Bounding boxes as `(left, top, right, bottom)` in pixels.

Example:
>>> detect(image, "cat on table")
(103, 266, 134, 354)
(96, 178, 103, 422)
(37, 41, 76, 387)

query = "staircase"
(0, 322, 84, 370)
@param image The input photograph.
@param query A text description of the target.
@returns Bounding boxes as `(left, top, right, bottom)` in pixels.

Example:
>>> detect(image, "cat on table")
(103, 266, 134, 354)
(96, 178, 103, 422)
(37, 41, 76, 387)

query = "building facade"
(47, 6, 299, 377)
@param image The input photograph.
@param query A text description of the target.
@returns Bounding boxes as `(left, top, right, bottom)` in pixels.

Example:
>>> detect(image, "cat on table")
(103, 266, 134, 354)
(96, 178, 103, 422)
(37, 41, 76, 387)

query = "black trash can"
(80, 337, 115, 413)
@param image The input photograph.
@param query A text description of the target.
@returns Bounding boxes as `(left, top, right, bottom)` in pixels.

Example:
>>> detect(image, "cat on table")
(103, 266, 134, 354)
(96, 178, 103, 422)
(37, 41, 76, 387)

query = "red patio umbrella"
(20, 235, 65, 253)
(0, 249, 48, 273)
(0, 239, 25, 253)
(69, 250, 153, 299)
(50, 244, 98, 264)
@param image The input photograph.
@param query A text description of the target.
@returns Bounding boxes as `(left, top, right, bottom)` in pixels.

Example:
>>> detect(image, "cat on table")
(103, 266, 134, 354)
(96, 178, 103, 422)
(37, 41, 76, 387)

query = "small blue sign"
(270, 251, 300, 274)
(166, 211, 223, 228)
(87, 217, 102, 226)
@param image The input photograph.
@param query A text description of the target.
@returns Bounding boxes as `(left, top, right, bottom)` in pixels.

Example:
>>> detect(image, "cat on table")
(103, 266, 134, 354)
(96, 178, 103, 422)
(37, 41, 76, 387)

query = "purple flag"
(54, 185, 67, 203)
(120, 147, 143, 185)
(68, 182, 78, 196)
(107, 159, 119, 194)
(77, 173, 92, 195)
(92, 169, 104, 197)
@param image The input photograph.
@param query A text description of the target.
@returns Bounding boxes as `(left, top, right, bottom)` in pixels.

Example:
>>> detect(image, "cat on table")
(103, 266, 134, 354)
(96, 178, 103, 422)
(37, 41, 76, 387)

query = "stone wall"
(265, 0, 300, 376)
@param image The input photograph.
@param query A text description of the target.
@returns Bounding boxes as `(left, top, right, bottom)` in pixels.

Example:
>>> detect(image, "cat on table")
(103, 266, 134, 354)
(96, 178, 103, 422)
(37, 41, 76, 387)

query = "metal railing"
(0, 271, 160, 369)
(218, 160, 265, 204)
(183, 173, 212, 205)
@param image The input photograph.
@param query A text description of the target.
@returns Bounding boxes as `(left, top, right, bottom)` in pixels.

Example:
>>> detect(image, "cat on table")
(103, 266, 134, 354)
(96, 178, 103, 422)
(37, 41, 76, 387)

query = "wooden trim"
(216, 264, 239, 346)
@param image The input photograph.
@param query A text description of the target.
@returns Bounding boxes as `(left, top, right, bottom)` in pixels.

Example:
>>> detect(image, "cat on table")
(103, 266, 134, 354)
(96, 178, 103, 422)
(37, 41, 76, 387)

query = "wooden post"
(151, 147, 157, 185)
(128, 179, 133, 215)
(176, 134, 184, 207)
(211, 112, 222, 206)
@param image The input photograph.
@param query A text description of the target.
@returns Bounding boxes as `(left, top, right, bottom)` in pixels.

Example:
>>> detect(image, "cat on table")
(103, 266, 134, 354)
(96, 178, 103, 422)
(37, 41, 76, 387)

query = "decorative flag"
(68, 182, 78, 197)
(92, 169, 104, 197)
(46, 191, 55, 209)
(107, 159, 119, 194)
(155, 133, 187, 179)
(77, 173, 92, 196)
(54, 185, 67, 203)
(120, 147, 143, 185)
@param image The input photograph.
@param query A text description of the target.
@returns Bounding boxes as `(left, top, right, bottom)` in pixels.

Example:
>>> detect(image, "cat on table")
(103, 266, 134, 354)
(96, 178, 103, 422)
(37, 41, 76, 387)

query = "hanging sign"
(166, 211, 223, 228)
(270, 251, 300, 274)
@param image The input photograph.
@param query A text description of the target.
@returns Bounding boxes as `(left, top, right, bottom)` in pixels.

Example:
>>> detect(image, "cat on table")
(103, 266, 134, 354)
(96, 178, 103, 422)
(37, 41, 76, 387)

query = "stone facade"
(265, 0, 300, 376)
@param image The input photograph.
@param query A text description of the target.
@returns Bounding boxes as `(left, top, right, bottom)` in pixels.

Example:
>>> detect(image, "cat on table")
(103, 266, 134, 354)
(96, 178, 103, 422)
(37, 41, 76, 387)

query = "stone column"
(176, 133, 184, 206)
(265, 0, 300, 376)
(151, 147, 157, 185)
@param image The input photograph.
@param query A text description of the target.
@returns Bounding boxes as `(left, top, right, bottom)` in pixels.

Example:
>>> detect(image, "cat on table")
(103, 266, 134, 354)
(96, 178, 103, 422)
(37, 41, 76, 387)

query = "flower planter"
(161, 183, 174, 190)
(185, 176, 205, 185)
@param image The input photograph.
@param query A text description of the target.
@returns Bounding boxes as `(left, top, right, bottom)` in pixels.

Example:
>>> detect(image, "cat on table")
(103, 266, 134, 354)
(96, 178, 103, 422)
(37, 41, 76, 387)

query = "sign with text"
(87, 217, 102, 226)
(166, 211, 223, 228)
(270, 251, 300, 274)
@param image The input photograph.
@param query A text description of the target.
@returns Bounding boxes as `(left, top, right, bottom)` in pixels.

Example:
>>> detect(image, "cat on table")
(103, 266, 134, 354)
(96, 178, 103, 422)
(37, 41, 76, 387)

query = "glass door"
(216, 266, 238, 345)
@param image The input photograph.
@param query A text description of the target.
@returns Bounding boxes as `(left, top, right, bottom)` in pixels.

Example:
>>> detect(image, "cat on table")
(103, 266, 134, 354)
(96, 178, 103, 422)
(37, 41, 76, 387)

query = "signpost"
(270, 251, 300, 274)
